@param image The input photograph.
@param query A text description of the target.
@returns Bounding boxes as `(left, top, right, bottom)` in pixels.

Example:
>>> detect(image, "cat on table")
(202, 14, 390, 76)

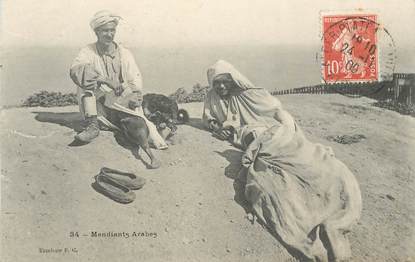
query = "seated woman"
(202, 60, 290, 141)
(203, 60, 362, 261)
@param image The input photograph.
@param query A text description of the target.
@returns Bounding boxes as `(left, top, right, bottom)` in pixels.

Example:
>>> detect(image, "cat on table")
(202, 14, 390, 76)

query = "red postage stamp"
(322, 14, 378, 83)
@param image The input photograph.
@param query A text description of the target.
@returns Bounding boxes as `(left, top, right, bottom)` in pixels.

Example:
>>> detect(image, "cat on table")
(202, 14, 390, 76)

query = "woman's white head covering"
(203, 59, 284, 130)
(90, 10, 121, 30)
(207, 60, 260, 91)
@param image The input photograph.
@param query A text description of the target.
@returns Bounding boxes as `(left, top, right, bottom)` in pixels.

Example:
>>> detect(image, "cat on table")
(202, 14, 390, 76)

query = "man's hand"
(128, 99, 141, 109)
(96, 76, 123, 96)
(96, 76, 112, 88)
(127, 91, 143, 109)
(132, 90, 143, 101)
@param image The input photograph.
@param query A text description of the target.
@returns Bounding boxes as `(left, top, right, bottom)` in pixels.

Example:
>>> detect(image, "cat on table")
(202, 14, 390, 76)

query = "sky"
(1, 0, 415, 48)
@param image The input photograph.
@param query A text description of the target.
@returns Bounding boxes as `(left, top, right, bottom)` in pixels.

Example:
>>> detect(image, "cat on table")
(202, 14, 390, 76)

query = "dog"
(104, 91, 161, 169)
(106, 92, 188, 169)
(142, 93, 189, 138)
(108, 108, 161, 169)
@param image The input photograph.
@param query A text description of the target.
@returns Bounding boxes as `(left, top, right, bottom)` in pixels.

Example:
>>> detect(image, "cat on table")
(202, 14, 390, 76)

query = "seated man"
(69, 10, 166, 168)
(70, 10, 143, 142)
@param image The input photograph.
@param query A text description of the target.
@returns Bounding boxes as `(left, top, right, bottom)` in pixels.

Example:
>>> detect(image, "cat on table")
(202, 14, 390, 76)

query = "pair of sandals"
(93, 167, 146, 204)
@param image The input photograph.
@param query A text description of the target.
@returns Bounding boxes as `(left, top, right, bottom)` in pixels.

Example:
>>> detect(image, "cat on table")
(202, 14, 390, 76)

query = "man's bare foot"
(149, 158, 161, 169)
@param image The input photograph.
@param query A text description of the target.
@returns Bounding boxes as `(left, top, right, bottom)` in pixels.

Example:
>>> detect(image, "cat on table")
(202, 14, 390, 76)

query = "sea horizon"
(1, 44, 413, 107)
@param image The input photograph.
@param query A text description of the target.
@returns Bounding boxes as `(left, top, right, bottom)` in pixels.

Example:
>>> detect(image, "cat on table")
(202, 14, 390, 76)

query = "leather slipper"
(94, 175, 136, 204)
(100, 167, 146, 190)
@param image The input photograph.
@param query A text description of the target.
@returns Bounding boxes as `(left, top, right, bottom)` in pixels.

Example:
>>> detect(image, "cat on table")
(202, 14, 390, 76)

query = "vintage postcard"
(1, 1, 414, 261)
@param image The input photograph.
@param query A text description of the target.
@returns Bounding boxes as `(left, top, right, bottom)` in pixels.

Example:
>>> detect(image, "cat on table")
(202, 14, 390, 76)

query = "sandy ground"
(1, 94, 414, 262)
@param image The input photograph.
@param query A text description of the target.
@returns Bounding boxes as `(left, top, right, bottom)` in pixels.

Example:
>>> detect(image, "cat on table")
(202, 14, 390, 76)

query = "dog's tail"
(177, 109, 189, 123)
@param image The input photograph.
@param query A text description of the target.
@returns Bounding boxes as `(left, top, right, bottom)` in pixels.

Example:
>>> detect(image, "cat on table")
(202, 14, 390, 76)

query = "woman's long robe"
(241, 114, 362, 261)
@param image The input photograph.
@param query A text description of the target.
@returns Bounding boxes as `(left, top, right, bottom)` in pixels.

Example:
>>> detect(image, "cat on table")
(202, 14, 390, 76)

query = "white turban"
(90, 10, 121, 30)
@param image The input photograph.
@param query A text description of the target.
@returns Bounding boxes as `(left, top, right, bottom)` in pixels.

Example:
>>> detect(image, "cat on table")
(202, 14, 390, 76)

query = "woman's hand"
(241, 138, 261, 167)
(207, 119, 235, 141)
(113, 86, 124, 96)
(208, 119, 221, 132)
(215, 126, 234, 140)
(241, 152, 253, 168)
